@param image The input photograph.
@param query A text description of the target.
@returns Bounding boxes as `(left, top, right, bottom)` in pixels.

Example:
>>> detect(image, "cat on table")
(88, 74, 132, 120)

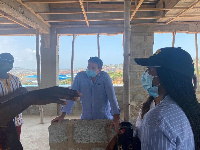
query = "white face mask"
(141, 72, 159, 98)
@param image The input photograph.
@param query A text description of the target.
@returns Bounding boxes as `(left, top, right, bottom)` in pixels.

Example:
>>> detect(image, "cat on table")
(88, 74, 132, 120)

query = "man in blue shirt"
(52, 57, 120, 132)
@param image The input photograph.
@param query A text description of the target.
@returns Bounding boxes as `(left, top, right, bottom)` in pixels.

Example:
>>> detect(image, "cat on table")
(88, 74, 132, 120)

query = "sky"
(0, 33, 199, 70)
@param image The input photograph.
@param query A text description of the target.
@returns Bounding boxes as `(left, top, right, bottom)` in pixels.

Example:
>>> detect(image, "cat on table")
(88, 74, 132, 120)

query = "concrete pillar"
(40, 28, 59, 116)
(129, 26, 154, 119)
(40, 28, 59, 88)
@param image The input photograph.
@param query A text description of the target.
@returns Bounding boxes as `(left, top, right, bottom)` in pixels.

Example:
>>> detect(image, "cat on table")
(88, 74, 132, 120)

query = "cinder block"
(130, 43, 141, 51)
(43, 103, 58, 116)
(130, 49, 145, 58)
(133, 94, 147, 102)
(74, 120, 108, 143)
(141, 43, 153, 51)
(131, 26, 151, 33)
(145, 49, 153, 57)
(49, 120, 68, 143)
(145, 35, 154, 43)
(131, 64, 144, 71)
(49, 119, 116, 149)
(131, 36, 145, 43)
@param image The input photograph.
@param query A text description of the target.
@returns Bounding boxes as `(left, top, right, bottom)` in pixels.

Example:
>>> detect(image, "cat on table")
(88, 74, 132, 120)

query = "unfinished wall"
(23, 86, 124, 117)
(129, 26, 154, 119)
(49, 119, 116, 150)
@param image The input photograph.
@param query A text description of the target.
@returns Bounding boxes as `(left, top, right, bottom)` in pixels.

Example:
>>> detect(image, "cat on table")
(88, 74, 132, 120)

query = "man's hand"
(29, 86, 81, 105)
(110, 114, 120, 133)
(51, 112, 66, 124)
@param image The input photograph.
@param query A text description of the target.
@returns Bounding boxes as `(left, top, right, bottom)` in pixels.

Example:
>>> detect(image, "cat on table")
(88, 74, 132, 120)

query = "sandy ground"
(20, 115, 80, 150)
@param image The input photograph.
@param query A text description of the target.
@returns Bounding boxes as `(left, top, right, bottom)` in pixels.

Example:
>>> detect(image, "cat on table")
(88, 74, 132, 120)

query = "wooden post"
(172, 32, 176, 47)
(36, 28, 44, 124)
(36, 28, 40, 87)
(71, 34, 76, 84)
(123, 0, 131, 122)
(195, 33, 199, 86)
(97, 33, 100, 58)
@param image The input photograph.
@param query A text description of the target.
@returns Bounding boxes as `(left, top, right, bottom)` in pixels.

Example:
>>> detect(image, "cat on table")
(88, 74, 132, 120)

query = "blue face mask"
(141, 72, 159, 98)
(86, 69, 96, 78)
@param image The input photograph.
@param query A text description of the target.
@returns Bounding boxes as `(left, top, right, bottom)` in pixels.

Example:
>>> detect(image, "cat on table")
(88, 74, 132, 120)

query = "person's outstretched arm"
(0, 87, 28, 103)
(0, 86, 80, 126)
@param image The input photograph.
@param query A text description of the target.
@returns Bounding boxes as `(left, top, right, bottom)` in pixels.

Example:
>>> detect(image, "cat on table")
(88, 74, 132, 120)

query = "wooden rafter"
(22, 0, 157, 3)
(79, 0, 89, 27)
(0, 22, 16, 25)
(0, 13, 30, 29)
(18, 0, 51, 27)
(45, 18, 124, 22)
(36, 7, 198, 15)
(130, 0, 144, 21)
(23, 0, 79, 3)
(166, 0, 200, 24)
(0, 0, 50, 33)
(53, 20, 200, 27)
(45, 16, 165, 22)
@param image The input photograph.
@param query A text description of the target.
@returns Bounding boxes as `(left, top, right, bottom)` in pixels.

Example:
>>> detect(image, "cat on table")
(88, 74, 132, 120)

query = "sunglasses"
(0, 58, 14, 63)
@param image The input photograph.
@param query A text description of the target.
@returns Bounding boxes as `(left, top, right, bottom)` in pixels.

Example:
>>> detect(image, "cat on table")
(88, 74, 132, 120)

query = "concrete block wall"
(129, 26, 154, 118)
(23, 86, 125, 118)
(49, 119, 116, 150)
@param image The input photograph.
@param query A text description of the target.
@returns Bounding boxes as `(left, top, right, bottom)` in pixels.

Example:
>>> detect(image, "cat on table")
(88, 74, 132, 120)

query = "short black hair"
(88, 57, 103, 69)
(0, 53, 14, 60)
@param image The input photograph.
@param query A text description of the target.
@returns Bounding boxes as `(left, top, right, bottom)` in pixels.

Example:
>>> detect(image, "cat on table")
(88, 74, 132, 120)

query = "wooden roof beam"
(0, 22, 16, 24)
(22, 0, 156, 3)
(45, 16, 162, 22)
(0, 0, 50, 33)
(22, 0, 79, 3)
(166, 0, 200, 24)
(46, 18, 124, 22)
(130, 0, 144, 21)
(18, 0, 51, 27)
(36, 7, 200, 15)
(0, 12, 30, 28)
(79, 0, 89, 27)
(0, 28, 36, 36)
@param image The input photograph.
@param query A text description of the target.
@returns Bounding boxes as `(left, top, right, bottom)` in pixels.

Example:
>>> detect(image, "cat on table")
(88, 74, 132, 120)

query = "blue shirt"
(138, 95, 194, 150)
(61, 71, 120, 119)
